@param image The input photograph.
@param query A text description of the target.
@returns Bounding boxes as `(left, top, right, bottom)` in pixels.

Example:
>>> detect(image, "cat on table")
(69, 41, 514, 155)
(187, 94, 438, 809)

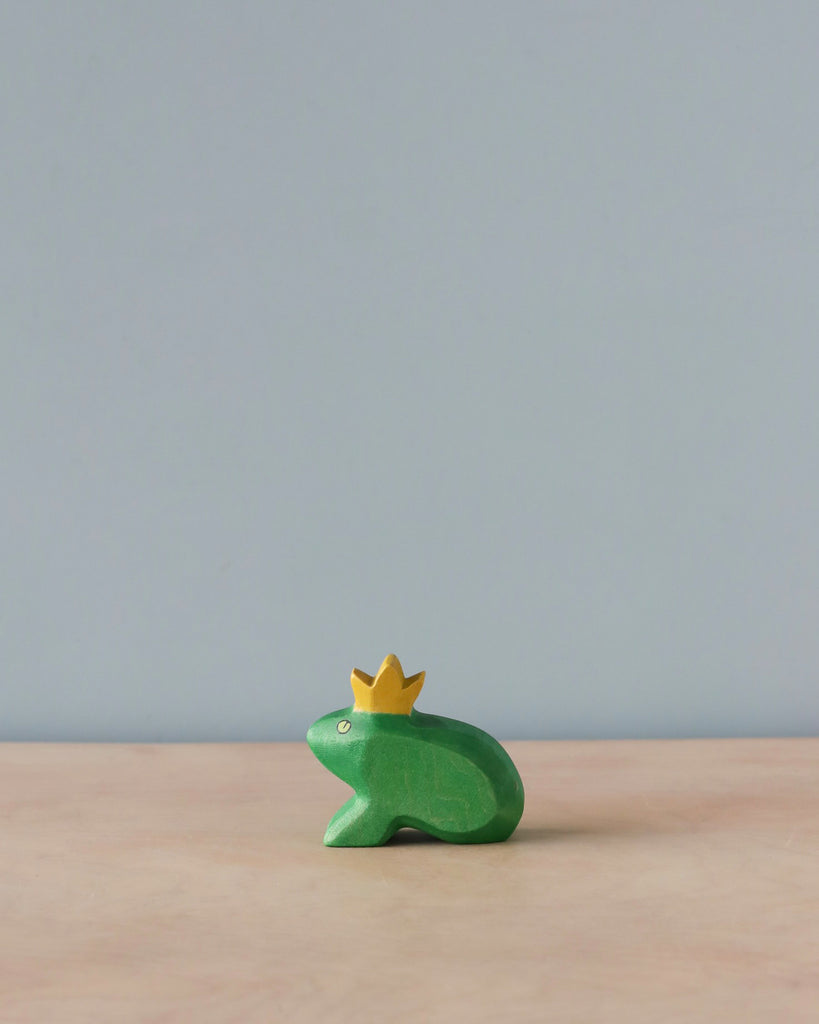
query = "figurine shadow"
(511, 790, 762, 843)
(386, 823, 659, 845)
(384, 823, 659, 847)
(385, 821, 661, 845)
(511, 822, 659, 843)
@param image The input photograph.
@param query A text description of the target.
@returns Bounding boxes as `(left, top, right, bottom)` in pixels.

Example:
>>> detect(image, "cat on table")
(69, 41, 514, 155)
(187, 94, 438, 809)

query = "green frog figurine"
(307, 654, 525, 846)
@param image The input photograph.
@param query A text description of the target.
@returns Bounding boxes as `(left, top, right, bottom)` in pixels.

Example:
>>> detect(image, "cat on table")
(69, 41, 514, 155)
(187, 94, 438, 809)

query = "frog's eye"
(337, 719, 351, 735)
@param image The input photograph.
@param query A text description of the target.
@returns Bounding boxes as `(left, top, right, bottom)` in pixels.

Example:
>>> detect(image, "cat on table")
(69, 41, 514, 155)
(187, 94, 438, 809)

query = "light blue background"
(2, 3, 817, 740)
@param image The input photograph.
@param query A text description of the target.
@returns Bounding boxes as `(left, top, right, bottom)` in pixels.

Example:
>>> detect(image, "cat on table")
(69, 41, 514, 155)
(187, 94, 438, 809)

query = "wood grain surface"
(1, 740, 817, 1022)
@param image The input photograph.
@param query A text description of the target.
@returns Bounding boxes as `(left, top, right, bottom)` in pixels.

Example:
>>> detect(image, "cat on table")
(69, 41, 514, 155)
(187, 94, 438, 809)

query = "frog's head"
(306, 706, 365, 786)
(307, 654, 425, 786)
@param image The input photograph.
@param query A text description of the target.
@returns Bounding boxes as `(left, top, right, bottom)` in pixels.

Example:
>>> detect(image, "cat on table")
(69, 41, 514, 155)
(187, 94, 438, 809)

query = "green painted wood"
(307, 706, 525, 846)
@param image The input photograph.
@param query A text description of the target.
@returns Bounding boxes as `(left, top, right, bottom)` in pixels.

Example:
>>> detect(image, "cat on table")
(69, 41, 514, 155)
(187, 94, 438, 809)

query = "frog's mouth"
(305, 722, 324, 759)
(306, 721, 343, 772)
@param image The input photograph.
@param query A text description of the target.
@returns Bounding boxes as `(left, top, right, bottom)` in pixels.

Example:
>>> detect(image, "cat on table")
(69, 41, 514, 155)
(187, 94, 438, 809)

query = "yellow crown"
(351, 654, 425, 715)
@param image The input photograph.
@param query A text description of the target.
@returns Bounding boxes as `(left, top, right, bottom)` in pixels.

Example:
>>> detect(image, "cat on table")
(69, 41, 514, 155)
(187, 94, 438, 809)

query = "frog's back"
(362, 711, 524, 843)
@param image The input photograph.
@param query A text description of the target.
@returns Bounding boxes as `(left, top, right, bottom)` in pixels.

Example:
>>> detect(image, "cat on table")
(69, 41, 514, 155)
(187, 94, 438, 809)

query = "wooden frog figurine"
(307, 654, 524, 846)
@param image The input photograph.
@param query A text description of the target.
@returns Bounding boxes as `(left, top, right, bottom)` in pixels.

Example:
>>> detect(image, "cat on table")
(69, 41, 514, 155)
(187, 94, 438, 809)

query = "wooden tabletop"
(1, 739, 817, 1022)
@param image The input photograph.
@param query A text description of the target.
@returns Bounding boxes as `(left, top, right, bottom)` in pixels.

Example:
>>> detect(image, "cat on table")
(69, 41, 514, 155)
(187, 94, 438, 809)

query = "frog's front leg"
(323, 795, 397, 847)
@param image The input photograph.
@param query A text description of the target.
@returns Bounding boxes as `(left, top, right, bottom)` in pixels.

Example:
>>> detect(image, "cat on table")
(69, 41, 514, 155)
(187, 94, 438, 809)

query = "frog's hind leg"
(323, 796, 397, 847)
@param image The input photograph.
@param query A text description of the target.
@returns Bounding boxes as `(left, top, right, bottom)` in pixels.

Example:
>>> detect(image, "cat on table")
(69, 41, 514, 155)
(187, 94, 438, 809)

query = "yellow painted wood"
(1, 739, 818, 1022)
(350, 653, 425, 714)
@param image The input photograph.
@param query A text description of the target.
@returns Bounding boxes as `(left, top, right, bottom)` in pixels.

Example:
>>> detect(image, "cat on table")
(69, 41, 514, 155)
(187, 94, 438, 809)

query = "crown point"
(351, 654, 425, 715)
(351, 667, 374, 687)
